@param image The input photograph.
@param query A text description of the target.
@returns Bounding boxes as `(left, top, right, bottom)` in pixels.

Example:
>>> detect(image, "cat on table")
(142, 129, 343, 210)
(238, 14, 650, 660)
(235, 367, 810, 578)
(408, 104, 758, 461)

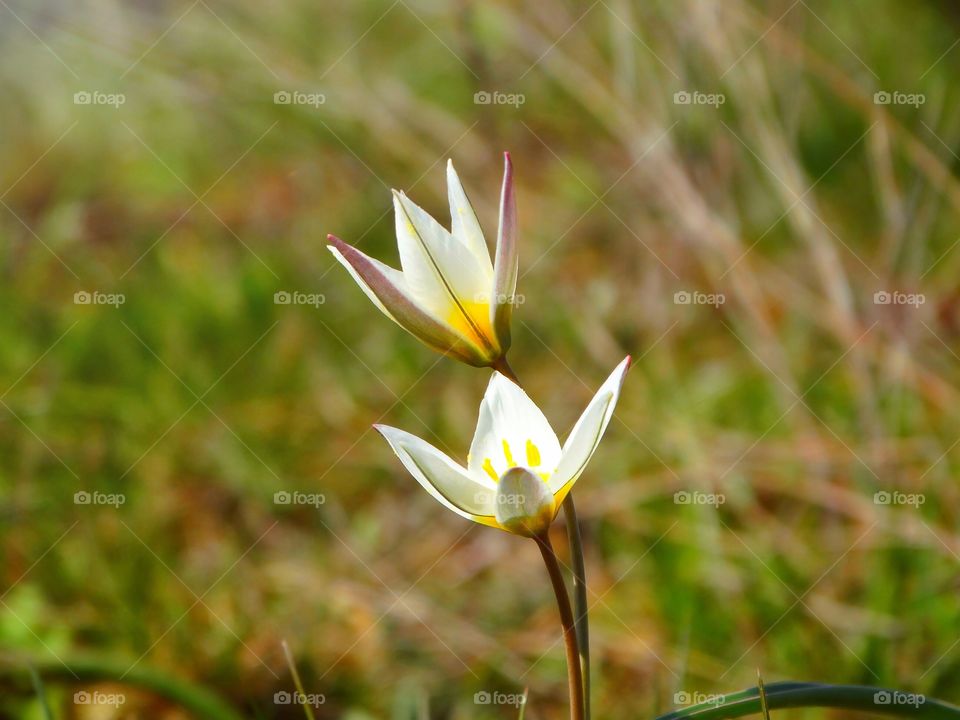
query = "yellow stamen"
(482, 458, 498, 482)
(502, 439, 515, 467)
(526, 439, 541, 466)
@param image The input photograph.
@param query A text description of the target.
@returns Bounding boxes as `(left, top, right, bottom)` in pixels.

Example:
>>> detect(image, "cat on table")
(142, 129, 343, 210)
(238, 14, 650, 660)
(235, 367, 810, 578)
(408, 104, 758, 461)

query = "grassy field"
(2, 0, 960, 717)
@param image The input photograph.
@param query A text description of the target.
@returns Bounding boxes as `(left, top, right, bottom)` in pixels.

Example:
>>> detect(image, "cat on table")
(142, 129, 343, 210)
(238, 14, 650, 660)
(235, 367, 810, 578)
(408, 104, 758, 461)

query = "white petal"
(468, 373, 561, 481)
(328, 244, 405, 320)
(327, 237, 492, 366)
(490, 152, 518, 339)
(550, 356, 631, 497)
(446, 160, 494, 276)
(375, 425, 497, 523)
(393, 191, 491, 318)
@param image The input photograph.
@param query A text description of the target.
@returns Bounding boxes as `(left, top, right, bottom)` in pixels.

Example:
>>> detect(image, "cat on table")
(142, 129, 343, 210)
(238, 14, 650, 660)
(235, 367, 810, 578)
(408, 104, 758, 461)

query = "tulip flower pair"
(328, 155, 628, 535)
(328, 153, 628, 719)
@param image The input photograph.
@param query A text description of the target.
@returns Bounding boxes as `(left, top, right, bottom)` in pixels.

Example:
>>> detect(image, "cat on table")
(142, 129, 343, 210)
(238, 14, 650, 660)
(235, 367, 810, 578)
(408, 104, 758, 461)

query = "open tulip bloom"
(375, 356, 630, 538)
(327, 153, 518, 370)
(323, 154, 950, 720)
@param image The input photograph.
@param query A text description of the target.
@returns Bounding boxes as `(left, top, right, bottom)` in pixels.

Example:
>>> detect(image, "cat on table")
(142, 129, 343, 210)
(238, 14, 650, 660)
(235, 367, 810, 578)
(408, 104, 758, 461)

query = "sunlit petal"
(375, 425, 499, 527)
(468, 372, 561, 481)
(327, 235, 489, 366)
(489, 152, 518, 349)
(447, 159, 494, 275)
(550, 356, 631, 502)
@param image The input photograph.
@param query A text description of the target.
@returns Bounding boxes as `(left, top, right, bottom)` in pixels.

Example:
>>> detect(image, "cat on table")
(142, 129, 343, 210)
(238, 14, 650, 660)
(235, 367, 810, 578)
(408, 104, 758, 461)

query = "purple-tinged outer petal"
(490, 152, 518, 352)
(327, 234, 490, 366)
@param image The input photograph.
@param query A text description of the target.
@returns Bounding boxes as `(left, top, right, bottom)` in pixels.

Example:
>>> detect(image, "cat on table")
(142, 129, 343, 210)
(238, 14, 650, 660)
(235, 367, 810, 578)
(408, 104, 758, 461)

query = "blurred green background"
(2, 0, 960, 717)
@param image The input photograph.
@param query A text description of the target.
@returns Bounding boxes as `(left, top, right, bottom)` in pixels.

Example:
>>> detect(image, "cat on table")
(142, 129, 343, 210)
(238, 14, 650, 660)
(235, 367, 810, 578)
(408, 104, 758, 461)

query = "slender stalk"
(282, 640, 317, 720)
(535, 531, 585, 720)
(497, 357, 593, 715)
(561, 493, 591, 720)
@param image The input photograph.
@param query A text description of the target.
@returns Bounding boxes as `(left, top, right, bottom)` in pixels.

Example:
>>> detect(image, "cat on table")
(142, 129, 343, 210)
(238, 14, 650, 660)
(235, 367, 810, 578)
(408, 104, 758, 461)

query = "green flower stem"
(492, 356, 520, 384)
(562, 492, 591, 720)
(494, 357, 592, 717)
(535, 530, 585, 720)
(0, 653, 244, 720)
(655, 682, 960, 720)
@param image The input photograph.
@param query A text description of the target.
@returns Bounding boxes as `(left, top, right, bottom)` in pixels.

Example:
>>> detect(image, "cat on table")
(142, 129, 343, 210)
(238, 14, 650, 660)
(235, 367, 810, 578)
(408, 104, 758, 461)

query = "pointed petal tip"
(326, 234, 348, 251)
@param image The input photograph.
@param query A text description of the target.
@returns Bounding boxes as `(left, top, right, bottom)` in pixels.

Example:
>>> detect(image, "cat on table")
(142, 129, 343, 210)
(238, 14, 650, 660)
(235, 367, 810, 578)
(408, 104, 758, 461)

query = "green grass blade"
(656, 682, 959, 720)
(27, 665, 54, 720)
(1, 653, 244, 720)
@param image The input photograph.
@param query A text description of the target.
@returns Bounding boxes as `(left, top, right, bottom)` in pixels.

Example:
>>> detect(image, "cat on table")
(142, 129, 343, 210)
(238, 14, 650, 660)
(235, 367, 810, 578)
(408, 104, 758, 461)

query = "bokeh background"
(2, 0, 960, 717)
